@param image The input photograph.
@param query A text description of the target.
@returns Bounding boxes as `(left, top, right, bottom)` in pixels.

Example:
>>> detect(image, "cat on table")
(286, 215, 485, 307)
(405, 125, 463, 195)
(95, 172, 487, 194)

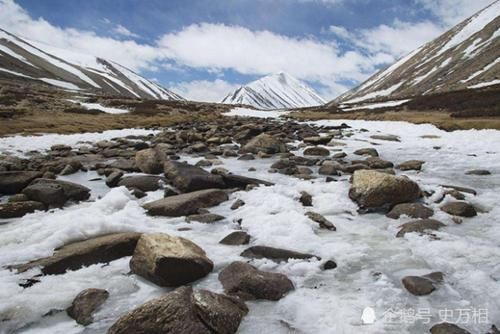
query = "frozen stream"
(0, 115, 499, 333)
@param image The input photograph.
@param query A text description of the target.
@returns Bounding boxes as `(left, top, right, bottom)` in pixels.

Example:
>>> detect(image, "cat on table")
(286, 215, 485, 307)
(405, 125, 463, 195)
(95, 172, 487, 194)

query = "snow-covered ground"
(222, 107, 290, 118)
(341, 99, 410, 111)
(0, 128, 159, 157)
(1, 117, 499, 333)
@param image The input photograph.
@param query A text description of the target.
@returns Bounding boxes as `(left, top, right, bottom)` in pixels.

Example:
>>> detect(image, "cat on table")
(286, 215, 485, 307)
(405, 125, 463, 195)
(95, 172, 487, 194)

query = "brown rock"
(387, 203, 434, 219)
(67, 288, 109, 325)
(219, 231, 250, 245)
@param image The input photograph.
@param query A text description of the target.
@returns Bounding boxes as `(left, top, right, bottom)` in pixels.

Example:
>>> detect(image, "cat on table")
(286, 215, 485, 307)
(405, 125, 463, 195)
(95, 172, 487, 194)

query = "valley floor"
(0, 108, 499, 333)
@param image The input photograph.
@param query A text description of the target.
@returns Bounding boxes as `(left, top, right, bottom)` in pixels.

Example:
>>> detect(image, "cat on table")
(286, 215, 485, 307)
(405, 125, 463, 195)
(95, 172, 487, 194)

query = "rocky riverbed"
(0, 110, 499, 334)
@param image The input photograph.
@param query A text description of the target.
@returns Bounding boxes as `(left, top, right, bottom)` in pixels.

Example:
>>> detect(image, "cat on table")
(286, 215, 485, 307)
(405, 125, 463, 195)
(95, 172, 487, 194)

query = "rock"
(396, 219, 445, 237)
(387, 203, 434, 219)
(67, 288, 109, 325)
(51, 144, 72, 151)
(242, 133, 287, 154)
(0, 171, 42, 195)
(130, 187, 146, 199)
(135, 148, 163, 174)
(465, 169, 491, 175)
(303, 146, 329, 156)
(219, 261, 294, 300)
(222, 174, 274, 189)
(353, 148, 379, 157)
(23, 179, 90, 207)
(240, 246, 319, 262)
(402, 272, 443, 296)
(370, 134, 400, 142)
(164, 161, 225, 192)
(440, 184, 477, 195)
(13, 232, 141, 275)
(7, 193, 29, 202)
(117, 175, 165, 192)
(303, 136, 331, 145)
(440, 202, 477, 217)
(231, 199, 245, 210)
(327, 140, 346, 147)
(219, 231, 250, 245)
(321, 260, 337, 270)
(299, 191, 313, 206)
(60, 164, 78, 175)
(430, 323, 471, 334)
(319, 163, 340, 176)
(349, 170, 421, 209)
(238, 153, 255, 161)
(143, 189, 228, 217)
(0, 201, 45, 218)
(305, 211, 336, 231)
(186, 213, 225, 223)
(130, 233, 213, 287)
(365, 157, 394, 169)
(105, 171, 123, 188)
(191, 142, 208, 152)
(398, 160, 425, 171)
(107, 286, 247, 334)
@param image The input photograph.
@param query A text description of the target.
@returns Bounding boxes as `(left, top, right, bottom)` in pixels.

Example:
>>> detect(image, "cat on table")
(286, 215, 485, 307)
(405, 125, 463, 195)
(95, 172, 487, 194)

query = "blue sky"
(0, 0, 495, 101)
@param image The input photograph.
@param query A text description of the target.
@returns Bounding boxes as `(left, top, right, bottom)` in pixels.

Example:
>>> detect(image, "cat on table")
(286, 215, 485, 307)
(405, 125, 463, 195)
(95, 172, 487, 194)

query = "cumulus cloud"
(170, 79, 240, 102)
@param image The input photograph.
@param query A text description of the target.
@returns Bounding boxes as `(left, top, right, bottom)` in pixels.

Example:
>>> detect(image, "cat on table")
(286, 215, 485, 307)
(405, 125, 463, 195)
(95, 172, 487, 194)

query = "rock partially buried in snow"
(353, 148, 378, 157)
(164, 161, 225, 192)
(396, 219, 445, 238)
(143, 189, 228, 217)
(66, 288, 109, 326)
(240, 246, 320, 262)
(349, 170, 421, 209)
(430, 322, 471, 334)
(402, 272, 443, 296)
(0, 171, 42, 195)
(186, 213, 225, 223)
(129, 233, 213, 287)
(219, 231, 251, 245)
(13, 232, 141, 275)
(117, 175, 166, 192)
(107, 286, 248, 334)
(370, 134, 400, 142)
(219, 261, 294, 300)
(242, 133, 287, 154)
(305, 211, 336, 230)
(440, 202, 477, 217)
(222, 174, 274, 189)
(386, 203, 434, 219)
(0, 201, 45, 218)
(465, 169, 491, 175)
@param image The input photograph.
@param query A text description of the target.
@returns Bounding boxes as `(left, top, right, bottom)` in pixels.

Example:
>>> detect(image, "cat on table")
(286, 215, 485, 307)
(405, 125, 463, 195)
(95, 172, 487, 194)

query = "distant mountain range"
(221, 72, 325, 110)
(0, 29, 183, 100)
(333, 0, 500, 105)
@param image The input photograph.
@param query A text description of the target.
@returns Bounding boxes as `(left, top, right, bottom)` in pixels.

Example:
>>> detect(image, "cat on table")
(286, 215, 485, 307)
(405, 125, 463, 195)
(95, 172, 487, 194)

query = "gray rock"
(105, 171, 123, 188)
(305, 211, 336, 231)
(24, 178, 90, 207)
(13, 232, 141, 275)
(219, 231, 250, 245)
(130, 233, 213, 287)
(143, 189, 228, 217)
(402, 272, 443, 296)
(440, 202, 477, 217)
(396, 219, 445, 237)
(398, 160, 425, 171)
(186, 213, 225, 223)
(387, 203, 434, 219)
(222, 174, 274, 189)
(430, 323, 471, 334)
(303, 146, 329, 156)
(353, 148, 379, 157)
(231, 199, 245, 210)
(135, 148, 163, 174)
(164, 161, 225, 192)
(465, 169, 491, 175)
(219, 261, 294, 300)
(67, 288, 109, 325)
(118, 175, 165, 192)
(0, 201, 45, 218)
(242, 133, 287, 154)
(107, 286, 248, 334)
(299, 191, 313, 206)
(370, 134, 400, 142)
(241, 246, 319, 262)
(349, 170, 421, 209)
(0, 171, 42, 195)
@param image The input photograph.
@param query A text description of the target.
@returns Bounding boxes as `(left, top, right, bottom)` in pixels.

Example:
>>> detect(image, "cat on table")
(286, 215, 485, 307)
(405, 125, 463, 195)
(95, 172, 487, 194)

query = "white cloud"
(0, 0, 162, 71)
(170, 79, 240, 102)
(112, 24, 139, 38)
(329, 25, 351, 39)
(416, 0, 495, 26)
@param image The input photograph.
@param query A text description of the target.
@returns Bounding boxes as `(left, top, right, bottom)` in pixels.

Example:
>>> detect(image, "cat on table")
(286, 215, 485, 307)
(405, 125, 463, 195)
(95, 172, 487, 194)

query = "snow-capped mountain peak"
(222, 72, 325, 110)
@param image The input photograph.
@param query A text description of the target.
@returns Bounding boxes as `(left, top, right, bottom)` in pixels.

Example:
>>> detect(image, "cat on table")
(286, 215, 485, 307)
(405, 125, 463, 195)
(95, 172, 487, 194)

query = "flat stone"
(396, 219, 445, 237)
(465, 169, 491, 175)
(143, 189, 228, 217)
(186, 213, 225, 223)
(219, 231, 250, 245)
(240, 246, 320, 262)
(398, 160, 425, 171)
(353, 148, 379, 157)
(118, 175, 166, 192)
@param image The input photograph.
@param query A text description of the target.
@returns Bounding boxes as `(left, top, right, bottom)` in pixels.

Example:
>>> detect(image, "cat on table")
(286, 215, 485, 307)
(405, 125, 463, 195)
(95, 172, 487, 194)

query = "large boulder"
(135, 148, 163, 174)
(13, 232, 141, 275)
(67, 288, 109, 325)
(0, 171, 42, 195)
(22, 179, 90, 208)
(219, 261, 294, 300)
(349, 170, 421, 209)
(107, 286, 248, 334)
(242, 133, 287, 154)
(117, 175, 166, 192)
(240, 246, 319, 262)
(430, 323, 471, 334)
(143, 189, 228, 217)
(0, 201, 45, 218)
(303, 146, 329, 156)
(130, 233, 213, 287)
(164, 161, 225, 192)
